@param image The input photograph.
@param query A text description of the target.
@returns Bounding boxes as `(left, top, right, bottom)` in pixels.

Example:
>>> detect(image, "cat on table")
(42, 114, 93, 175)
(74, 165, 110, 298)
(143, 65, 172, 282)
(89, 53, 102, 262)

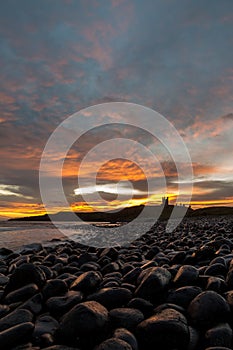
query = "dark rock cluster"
(0, 216, 233, 349)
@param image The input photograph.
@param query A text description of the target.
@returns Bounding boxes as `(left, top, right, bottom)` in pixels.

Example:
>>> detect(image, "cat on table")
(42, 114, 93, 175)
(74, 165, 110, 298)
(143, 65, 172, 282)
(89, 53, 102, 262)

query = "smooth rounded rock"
(95, 338, 132, 350)
(135, 267, 171, 302)
(101, 262, 120, 275)
(5, 263, 46, 294)
(46, 291, 83, 318)
(9, 343, 39, 350)
(206, 277, 227, 293)
(205, 347, 232, 350)
(136, 308, 189, 349)
(122, 268, 141, 285)
(173, 265, 199, 287)
(205, 263, 227, 277)
(42, 279, 68, 300)
(70, 271, 102, 294)
(87, 287, 132, 309)
(226, 269, 233, 289)
(0, 322, 34, 348)
(42, 346, 80, 350)
(0, 308, 33, 332)
(58, 301, 109, 342)
(205, 323, 232, 348)
(167, 286, 202, 308)
(225, 290, 233, 310)
(113, 328, 138, 350)
(4, 283, 39, 304)
(188, 291, 230, 328)
(0, 305, 10, 318)
(33, 315, 59, 342)
(18, 293, 43, 315)
(109, 308, 144, 330)
(127, 298, 154, 318)
(0, 274, 9, 286)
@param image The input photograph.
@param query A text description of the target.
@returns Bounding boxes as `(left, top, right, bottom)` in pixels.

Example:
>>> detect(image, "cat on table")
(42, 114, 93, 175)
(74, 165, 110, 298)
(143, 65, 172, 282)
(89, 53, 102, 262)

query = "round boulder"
(188, 291, 230, 328)
(95, 338, 132, 350)
(136, 308, 189, 349)
(58, 301, 108, 343)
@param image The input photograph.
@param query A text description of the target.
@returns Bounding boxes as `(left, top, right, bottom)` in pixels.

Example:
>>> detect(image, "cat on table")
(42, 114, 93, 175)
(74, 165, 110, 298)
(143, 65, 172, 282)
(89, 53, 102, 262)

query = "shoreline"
(0, 215, 233, 349)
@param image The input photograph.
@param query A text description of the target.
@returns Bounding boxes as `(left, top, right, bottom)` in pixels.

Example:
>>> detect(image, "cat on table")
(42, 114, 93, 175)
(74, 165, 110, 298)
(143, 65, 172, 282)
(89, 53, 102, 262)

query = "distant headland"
(8, 197, 233, 222)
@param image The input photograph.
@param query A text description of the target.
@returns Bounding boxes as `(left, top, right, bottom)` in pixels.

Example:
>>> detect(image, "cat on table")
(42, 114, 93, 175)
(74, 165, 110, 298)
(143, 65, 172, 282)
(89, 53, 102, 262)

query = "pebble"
(204, 323, 232, 348)
(0, 322, 34, 348)
(33, 315, 59, 344)
(46, 291, 83, 318)
(127, 298, 154, 318)
(70, 271, 102, 294)
(95, 338, 132, 350)
(58, 301, 109, 345)
(113, 328, 138, 350)
(4, 263, 46, 294)
(136, 307, 190, 349)
(166, 286, 202, 308)
(0, 308, 33, 332)
(0, 216, 233, 350)
(135, 267, 171, 302)
(109, 308, 144, 330)
(188, 291, 230, 328)
(173, 265, 199, 287)
(87, 287, 132, 309)
(4, 283, 39, 304)
(42, 279, 68, 300)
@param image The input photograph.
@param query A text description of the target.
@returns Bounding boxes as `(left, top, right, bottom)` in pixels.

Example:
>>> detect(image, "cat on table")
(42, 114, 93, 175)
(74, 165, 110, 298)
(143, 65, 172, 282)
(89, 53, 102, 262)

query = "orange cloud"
(97, 159, 147, 182)
(183, 113, 233, 140)
(0, 202, 46, 218)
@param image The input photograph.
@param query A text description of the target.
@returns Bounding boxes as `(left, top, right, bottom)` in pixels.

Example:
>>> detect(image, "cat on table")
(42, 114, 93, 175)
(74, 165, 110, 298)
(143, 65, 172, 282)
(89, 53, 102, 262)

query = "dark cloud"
(222, 113, 233, 121)
(0, 0, 232, 216)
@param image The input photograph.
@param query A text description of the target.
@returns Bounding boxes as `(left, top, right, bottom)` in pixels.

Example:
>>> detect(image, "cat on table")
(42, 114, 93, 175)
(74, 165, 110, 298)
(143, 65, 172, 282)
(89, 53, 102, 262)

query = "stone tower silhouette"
(162, 196, 169, 206)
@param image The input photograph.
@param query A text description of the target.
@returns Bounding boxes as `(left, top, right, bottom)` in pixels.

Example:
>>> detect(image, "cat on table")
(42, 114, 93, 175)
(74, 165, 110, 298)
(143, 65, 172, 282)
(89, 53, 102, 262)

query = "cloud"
(222, 113, 233, 121)
(0, 0, 232, 216)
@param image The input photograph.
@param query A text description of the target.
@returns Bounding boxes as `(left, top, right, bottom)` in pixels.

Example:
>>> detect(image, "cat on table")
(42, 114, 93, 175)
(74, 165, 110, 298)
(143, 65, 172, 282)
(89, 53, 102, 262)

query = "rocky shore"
(0, 215, 233, 350)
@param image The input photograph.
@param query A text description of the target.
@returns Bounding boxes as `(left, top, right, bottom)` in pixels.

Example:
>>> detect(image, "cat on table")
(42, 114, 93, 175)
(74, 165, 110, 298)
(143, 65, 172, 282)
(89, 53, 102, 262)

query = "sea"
(0, 219, 156, 251)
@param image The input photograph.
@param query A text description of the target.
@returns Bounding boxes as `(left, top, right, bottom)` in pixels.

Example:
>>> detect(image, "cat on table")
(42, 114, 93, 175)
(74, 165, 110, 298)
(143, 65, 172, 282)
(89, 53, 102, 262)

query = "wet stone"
(135, 267, 171, 302)
(4, 283, 39, 304)
(0, 273, 9, 286)
(0, 304, 10, 318)
(5, 263, 46, 294)
(206, 276, 227, 293)
(188, 291, 230, 329)
(127, 298, 154, 318)
(70, 271, 102, 294)
(166, 286, 202, 308)
(122, 267, 142, 285)
(42, 346, 80, 350)
(204, 323, 232, 348)
(109, 308, 144, 331)
(113, 328, 138, 350)
(46, 291, 83, 318)
(87, 287, 132, 309)
(0, 322, 34, 349)
(33, 315, 59, 342)
(17, 293, 43, 315)
(95, 338, 132, 350)
(0, 308, 33, 332)
(58, 301, 109, 344)
(136, 308, 189, 350)
(42, 279, 68, 300)
(204, 263, 227, 277)
(173, 265, 199, 287)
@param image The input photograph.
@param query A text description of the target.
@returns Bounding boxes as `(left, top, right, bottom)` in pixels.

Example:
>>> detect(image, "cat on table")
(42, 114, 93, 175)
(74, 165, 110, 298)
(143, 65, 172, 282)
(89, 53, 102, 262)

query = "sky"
(0, 0, 232, 219)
